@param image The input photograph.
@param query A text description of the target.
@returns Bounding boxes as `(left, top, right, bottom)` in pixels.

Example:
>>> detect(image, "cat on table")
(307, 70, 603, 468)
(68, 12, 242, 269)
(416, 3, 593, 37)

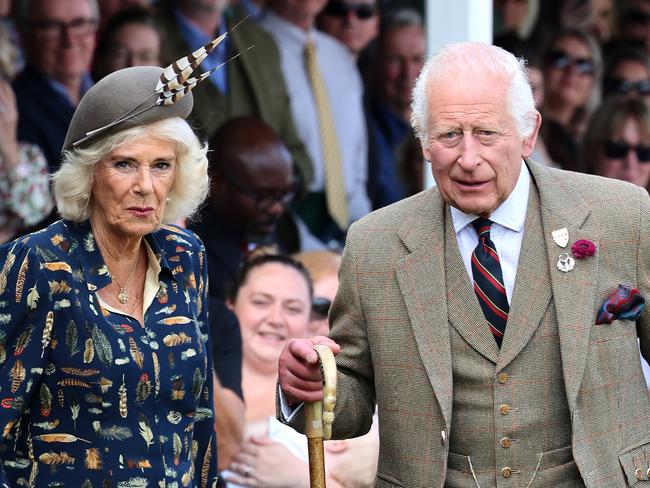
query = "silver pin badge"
(557, 253, 575, 272)
(552, 228, 569, 248)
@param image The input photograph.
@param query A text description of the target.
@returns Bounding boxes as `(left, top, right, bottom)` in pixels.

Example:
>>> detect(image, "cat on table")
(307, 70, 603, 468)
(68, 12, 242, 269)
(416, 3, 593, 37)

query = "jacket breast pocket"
(376, 471, 405, 487)
(619, 440, 650, 485)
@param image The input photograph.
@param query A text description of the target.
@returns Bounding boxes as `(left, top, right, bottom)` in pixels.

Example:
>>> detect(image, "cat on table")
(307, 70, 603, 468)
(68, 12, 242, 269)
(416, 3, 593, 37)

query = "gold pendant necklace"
(111, 250, 140, 305)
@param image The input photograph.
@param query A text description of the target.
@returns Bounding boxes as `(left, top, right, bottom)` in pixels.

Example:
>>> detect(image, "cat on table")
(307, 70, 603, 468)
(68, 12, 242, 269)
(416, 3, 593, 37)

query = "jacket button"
(636, 468, 644, 480)
(499, 404, 510, 415)
(497, 372, 509, 384)
(501, 466, 512, 478)
(500, 437, 511, 448)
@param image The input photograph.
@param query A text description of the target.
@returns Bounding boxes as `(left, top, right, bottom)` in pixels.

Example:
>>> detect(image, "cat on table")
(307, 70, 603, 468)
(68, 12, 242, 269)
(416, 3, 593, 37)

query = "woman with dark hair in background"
(540, 28, 601, 171)
(602, 47, 650, 105)
(92, 7, 161, 81)
(581, 96, 650, 189)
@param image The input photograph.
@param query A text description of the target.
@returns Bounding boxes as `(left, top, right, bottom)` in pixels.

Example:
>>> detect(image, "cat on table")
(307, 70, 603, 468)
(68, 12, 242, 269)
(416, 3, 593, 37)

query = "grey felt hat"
(63, 66, 194, 151)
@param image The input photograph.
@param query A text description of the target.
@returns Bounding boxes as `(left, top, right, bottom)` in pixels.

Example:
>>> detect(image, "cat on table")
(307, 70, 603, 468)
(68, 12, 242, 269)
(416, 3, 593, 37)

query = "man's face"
(212, 143, 295, 239)
(422, 73, 540, 217)
(22, 0, 96, 84)
(378, 25, 426, 118)
(270, 0, 328, 28)
(318, 0, 378, 56)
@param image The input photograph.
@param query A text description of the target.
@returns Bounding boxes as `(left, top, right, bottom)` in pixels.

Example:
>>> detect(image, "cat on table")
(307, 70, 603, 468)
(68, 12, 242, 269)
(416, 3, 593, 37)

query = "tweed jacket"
(157, 6, 313, 185)
(284, 160, 650, 487)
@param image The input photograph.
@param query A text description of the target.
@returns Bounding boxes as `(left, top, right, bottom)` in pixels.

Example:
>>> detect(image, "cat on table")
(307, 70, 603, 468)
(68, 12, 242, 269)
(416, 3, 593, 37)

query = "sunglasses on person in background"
(324, 0, 377, 20)
(604, 78, 650, 97)
(604, 141, 650, 162)
(27, 17, 97, 40)
(311, 297, 332, 320)
(220, 171, 300, 210)
(546, 50, 596, 76)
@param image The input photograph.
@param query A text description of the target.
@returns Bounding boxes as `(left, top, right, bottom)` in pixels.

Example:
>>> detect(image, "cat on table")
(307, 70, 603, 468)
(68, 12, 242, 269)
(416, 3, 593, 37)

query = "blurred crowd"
(1, 0, 649, 485)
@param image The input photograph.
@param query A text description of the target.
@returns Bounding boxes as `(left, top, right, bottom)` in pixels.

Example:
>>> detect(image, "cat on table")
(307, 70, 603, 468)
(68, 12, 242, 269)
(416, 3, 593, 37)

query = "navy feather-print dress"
(0, 219, 218, 488)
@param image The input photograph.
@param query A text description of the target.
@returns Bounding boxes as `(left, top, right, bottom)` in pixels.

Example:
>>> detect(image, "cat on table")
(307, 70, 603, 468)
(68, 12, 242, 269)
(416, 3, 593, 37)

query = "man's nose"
(457, 134, 481, 169)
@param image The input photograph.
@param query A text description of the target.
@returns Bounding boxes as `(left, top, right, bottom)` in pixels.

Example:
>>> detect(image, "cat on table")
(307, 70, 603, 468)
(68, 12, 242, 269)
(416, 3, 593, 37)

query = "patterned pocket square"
(596, 284, 646, 325)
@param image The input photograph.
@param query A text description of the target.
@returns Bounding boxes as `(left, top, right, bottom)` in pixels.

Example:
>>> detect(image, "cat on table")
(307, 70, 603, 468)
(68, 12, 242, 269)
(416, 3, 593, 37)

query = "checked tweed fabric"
(304, 39, 349, 230)
(471, 218, 509, 347)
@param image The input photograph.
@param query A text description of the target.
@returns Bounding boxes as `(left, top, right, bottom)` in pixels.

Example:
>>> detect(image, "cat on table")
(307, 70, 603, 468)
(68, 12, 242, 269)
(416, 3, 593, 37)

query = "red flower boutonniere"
(571, 239, 596, 259)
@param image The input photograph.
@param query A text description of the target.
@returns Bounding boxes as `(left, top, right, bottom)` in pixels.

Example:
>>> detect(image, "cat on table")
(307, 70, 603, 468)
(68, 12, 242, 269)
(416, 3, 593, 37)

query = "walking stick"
(305, 344, 337, 488)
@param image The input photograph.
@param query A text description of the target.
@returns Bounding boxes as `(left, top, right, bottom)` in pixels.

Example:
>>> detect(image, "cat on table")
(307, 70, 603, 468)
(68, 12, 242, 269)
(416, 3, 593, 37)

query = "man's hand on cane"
(278, 336, 341, 406)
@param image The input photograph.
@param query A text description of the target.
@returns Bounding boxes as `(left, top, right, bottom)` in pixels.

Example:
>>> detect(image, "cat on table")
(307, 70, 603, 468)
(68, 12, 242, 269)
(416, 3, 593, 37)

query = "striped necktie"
(304, 38, 348, 231)
(471, 218, 509, 347)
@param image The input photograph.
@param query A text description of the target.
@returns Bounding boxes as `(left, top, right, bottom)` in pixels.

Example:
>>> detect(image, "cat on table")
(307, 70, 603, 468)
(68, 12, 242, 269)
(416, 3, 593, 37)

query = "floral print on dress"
(0, 142, 54, 242)
(0, 219, 218, 487)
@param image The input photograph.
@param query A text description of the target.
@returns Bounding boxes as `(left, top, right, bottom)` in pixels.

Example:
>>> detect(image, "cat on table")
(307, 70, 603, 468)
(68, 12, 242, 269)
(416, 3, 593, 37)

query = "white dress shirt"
(259, 10, 371, 223)
(450, 160, 530, 303)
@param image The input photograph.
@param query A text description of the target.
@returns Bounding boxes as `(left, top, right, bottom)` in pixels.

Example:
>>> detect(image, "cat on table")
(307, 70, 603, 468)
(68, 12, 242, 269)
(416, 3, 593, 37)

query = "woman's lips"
(128, 207, 154, 217)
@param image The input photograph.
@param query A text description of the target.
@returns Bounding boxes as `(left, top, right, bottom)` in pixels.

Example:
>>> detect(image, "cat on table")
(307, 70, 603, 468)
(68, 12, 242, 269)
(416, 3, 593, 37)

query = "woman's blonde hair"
(53, 117, 209, 224)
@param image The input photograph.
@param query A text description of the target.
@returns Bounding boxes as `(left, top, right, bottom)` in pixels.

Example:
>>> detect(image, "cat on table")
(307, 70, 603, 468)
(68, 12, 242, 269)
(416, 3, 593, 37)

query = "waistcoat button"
(636, 468, 644, 480)
(501, 466, 512, 478)
(497, 372, 509, 384)
(499, 404, 510, 415)
(500, 437, 511, 448)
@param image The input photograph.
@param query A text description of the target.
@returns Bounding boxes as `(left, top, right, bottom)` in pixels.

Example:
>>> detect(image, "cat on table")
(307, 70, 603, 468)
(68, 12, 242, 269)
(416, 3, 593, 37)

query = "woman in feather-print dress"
(0, 63, 218, 487)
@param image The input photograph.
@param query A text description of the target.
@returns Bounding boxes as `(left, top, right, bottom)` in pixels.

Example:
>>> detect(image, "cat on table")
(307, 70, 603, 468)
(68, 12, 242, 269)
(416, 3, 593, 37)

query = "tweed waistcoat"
(443, 184, 583, 487)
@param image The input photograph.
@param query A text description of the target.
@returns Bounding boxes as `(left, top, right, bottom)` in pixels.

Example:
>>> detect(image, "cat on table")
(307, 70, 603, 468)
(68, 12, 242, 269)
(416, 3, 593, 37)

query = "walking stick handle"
(305, 344, 337, 488)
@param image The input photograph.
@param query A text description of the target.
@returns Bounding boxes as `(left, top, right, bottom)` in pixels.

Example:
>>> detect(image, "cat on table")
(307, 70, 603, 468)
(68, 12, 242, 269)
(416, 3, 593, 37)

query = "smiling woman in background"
(224, 251, 321, 487)
(0, 58, 218, 485)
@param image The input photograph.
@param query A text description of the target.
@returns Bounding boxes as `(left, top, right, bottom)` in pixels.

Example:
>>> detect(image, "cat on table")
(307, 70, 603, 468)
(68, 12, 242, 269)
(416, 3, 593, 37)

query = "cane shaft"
(307, 438, 326, 488)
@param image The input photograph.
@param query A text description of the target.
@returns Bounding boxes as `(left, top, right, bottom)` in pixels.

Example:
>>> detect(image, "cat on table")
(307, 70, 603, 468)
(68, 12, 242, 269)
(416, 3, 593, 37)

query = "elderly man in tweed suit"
(276, 42, 650, 487)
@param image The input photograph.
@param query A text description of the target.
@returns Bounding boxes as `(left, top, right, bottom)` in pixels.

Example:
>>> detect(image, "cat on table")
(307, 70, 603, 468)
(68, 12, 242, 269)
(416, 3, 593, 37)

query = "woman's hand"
(225, 436, 310, 488)
(0, 80, 19, 169)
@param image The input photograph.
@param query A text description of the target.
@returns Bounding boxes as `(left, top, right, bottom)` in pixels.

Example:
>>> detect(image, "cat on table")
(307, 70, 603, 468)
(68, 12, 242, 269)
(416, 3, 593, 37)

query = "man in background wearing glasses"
(317, 0, 379, 61)
(13, 0, 98, 173)
(188, 117, 302, 301)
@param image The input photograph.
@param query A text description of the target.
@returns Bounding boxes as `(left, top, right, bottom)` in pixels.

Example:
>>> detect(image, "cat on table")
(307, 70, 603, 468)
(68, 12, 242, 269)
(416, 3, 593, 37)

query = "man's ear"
(521, 111, 542, 158)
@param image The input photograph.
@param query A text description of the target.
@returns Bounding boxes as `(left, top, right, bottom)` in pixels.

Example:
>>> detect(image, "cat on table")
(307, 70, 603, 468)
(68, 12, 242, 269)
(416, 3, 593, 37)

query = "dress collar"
(63, 220, 175, 292)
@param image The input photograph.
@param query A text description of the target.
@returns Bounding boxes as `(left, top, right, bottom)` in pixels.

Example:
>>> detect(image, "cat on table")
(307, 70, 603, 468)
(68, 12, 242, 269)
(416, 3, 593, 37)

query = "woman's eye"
(114, 160, 131, 169)
(154, 161, 172, 170)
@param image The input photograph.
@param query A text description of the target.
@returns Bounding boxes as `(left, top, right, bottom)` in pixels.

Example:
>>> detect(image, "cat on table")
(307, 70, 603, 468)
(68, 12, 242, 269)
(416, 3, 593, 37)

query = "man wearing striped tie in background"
(278, 42, 650, 487)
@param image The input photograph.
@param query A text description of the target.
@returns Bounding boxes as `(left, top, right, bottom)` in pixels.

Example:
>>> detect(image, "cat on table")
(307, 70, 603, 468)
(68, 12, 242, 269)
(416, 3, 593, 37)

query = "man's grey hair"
(14, 0, 99, 27)
(410, 42, 537, 145)
(53, 117, 209, 224)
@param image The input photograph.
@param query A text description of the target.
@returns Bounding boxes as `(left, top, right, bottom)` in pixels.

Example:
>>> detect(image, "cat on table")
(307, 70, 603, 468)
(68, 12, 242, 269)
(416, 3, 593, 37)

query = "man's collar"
(450, 160, 530, 234)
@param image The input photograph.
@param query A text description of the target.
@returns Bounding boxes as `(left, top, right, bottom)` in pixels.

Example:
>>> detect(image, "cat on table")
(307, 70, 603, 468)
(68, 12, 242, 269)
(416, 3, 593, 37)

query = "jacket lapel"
(528, 161, 600, 412)
(444, 210, 500, 363)
(497, 182, 552, 369)
(395, 189, 454, 431)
